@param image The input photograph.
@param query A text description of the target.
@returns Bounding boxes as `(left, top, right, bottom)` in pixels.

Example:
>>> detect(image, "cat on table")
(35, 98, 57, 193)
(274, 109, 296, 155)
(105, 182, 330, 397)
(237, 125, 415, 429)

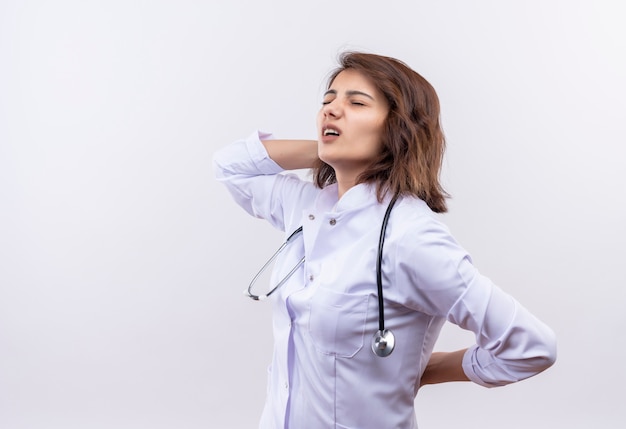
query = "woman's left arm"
(397, 215, 557, 388)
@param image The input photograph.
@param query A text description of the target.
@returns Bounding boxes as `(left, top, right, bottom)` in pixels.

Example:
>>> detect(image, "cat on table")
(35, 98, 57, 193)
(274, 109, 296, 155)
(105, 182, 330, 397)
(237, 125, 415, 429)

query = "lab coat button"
(309, 274, 314, 281)
(308, 214, 315, 220)
(329, 218, 336, 225)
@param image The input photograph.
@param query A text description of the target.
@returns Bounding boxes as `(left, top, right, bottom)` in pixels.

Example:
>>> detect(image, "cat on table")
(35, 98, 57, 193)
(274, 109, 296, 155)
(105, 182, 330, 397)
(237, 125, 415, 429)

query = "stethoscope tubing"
(376, 195, 399, 332)
(245, 196, 399, 356)
(245, 226, 304, 301)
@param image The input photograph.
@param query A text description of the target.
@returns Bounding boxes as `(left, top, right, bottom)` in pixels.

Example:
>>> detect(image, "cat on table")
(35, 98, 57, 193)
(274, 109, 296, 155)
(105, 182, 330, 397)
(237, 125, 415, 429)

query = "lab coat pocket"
(308, 287, 370, 358)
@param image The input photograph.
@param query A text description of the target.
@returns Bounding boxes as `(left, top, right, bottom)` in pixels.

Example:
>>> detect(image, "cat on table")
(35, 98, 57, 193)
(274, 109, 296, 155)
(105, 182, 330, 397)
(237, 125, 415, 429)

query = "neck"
(335, 172, 358, 200)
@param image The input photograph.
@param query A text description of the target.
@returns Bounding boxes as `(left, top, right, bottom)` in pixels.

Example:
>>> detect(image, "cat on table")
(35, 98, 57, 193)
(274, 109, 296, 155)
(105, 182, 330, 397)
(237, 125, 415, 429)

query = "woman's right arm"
(261, 139, 318, 170)
(213, 131, 319, 231)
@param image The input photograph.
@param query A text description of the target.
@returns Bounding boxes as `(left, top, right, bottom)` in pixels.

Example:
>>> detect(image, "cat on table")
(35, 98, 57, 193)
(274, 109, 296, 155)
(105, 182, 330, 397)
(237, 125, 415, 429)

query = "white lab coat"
(213, 131, 557, 429)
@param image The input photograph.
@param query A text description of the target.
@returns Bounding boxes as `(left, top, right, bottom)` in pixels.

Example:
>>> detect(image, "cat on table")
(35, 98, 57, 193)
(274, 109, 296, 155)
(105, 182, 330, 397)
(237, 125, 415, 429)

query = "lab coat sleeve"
(395, 215, 557, 387)
(452, 259, 556, 387)
(212, 131, 315, 232)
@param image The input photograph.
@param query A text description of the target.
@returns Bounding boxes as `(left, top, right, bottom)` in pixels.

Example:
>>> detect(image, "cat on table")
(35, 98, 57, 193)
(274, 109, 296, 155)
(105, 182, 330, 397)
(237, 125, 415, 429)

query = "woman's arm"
(420, 349, 470, 387)
(261, 139, 318, 170)
(213, 132, 319, 231)
(394, 214, 556, 388)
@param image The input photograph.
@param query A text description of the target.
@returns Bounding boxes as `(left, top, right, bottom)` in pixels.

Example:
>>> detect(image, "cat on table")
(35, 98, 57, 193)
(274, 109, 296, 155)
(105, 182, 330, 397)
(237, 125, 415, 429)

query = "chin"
(317, 152, 335, 167)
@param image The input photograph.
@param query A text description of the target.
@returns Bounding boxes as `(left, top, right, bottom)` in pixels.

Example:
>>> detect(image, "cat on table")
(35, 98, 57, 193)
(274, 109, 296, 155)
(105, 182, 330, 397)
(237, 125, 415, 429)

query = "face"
(316, 69, 389, 181)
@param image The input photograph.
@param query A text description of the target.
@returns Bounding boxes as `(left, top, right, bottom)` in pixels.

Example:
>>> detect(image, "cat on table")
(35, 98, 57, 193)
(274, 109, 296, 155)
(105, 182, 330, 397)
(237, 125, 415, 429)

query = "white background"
(1, 1, 625, 428)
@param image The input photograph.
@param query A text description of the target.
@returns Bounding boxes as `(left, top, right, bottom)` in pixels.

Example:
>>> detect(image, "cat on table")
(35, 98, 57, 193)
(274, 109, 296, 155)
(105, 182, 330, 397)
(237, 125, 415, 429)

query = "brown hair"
(313, 52, 449, 213)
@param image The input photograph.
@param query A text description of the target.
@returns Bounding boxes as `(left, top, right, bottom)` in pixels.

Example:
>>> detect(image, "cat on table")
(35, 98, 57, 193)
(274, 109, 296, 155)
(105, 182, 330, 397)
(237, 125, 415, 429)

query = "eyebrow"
(323, 89, 375, 100)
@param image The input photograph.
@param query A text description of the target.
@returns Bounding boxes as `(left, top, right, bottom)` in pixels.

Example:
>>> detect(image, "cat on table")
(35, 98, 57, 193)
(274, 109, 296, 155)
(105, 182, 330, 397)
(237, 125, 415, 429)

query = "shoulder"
(383, 197, 476, 305)
(388, 196, 466, 262)
(391, 196, 451, 237)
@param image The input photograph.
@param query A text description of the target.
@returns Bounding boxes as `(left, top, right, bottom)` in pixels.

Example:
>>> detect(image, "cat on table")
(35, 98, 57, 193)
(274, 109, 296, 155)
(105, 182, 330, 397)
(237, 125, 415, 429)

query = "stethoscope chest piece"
(371, 329, 395, 357)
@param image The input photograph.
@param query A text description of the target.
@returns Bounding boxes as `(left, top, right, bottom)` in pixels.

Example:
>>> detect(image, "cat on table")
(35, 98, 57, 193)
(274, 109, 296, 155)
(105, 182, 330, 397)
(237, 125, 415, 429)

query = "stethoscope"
(245, 196, 399, 358)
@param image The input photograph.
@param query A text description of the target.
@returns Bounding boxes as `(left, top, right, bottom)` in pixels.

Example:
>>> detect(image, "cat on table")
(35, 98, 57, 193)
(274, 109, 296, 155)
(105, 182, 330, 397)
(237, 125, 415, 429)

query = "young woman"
(213, 52, 556, 429)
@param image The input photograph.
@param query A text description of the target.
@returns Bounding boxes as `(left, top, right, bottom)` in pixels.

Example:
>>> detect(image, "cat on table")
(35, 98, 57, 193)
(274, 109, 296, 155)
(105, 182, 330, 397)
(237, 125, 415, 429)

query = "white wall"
(1, 1, 625, 428)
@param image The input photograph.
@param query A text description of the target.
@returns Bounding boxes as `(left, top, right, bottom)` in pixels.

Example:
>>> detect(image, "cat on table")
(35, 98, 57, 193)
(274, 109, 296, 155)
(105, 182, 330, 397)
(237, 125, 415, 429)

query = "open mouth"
(323, 127, 340, 136)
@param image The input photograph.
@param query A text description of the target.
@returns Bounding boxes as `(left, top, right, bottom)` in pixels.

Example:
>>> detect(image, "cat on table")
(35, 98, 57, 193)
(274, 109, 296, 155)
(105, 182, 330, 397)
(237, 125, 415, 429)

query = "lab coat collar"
(316, 182, 381, 213)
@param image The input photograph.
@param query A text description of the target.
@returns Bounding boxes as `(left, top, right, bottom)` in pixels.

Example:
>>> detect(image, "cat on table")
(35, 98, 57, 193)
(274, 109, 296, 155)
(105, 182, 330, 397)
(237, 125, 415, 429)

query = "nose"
(322, 101, 341, 118)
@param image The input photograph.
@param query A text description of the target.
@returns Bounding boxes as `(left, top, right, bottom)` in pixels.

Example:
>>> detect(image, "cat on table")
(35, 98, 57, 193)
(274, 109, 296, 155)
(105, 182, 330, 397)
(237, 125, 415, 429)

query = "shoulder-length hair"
(313, 52, 449, 213)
